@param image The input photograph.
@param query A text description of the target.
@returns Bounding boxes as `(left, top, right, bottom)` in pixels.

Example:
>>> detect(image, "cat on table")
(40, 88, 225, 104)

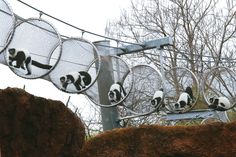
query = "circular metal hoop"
(4, 18, 62, 79)
(119, 64, 164, 117)
(49, 37, 101, 94)
(200, 117, 223, 124)
(164, 67, 200, 113)
(203, 66, 236, 111)
(86, 55, 133, 107)
(0, 0, 15, 53)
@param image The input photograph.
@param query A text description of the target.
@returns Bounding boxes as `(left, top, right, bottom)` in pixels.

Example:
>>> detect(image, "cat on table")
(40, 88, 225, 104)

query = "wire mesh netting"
(164, 67, 200, 113)
(4, 18, 61, 79)
(203, 66, 236, 111)
(85, 55, 133, 107)
(0, 0, 15, 53)
(119, 65, 164, 117)
(49, 38, 100, 94)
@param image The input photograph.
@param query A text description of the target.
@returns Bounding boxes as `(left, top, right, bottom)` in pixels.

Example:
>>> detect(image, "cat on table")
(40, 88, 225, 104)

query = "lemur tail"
(32, 60, 52, 69)
(185, 86, 193, 100)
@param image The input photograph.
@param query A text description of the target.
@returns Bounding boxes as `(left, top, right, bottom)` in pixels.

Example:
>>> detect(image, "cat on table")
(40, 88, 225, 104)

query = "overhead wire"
(16, 0, 145, 47)
(159, 48, 236, 62)
(0, 8, 11, 15)
(2, 1, 236, 64)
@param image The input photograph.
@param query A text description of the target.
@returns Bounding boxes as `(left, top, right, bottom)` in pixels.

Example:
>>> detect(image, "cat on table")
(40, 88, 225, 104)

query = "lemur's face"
(151, 98, 161, 107)
(174, 103, 180, 109)
(60, 76, 73, 84)
(209, 97, 215, 104)
(108, 83, 123, 103)
(60, 76, 72, 90)
(60, 76, 65, 83)
(8, 48, 16, 56)
(208, 97, 218, 109)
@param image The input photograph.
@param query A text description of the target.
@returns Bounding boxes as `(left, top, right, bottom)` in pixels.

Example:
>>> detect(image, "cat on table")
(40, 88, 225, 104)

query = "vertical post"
(94, 41, 120, 131)
(158, 47, 166, 98)
(159, 48, 165, 81)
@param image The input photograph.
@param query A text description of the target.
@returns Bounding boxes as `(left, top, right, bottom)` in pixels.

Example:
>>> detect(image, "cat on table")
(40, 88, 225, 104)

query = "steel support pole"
(94, 41, 120, 131)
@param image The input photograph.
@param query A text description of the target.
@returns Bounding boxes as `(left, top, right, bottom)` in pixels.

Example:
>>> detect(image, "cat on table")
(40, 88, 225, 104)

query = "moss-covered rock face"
(0, 87, 85, 157)
(81, 122, 236, 157)
(1, 87, 236, 157)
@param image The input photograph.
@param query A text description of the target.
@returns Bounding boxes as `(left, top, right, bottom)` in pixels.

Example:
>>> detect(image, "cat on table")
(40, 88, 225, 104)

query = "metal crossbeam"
(114, 36, 173, 56)
(164, 110, 214, 121)
(163, 109, 229, 122)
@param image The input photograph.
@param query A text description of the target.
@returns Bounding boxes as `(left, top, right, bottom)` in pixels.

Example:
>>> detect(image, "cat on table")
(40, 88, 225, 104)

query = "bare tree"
(106, 0, 236, 71)
(68, 98, 103, 138)
(105, 0, 236, 126)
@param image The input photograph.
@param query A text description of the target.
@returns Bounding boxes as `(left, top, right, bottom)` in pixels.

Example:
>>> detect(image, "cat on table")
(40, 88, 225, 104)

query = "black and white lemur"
(208, 96, 232, 111)
(60, 71, 92, 92)
(151, 88, 164, 109)
(174, 86, 194, 110)
(8, 48, 52, 75)
(108, 82, 127, 103)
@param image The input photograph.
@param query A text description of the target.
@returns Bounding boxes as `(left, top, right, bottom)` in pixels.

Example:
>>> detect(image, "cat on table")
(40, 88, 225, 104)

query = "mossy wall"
(0, 87, 236, 157)
(0, 87, 85, 157)
(82, 121, 236, 157)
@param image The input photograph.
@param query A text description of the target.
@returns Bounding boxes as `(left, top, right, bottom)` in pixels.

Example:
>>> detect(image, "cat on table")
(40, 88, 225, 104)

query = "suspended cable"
(16, 0, 144, 47)
(160, 48, 236, 62)
(3, 1, 236, 61)
(12, 12, 125, 52)
(0, 8, 11, 15)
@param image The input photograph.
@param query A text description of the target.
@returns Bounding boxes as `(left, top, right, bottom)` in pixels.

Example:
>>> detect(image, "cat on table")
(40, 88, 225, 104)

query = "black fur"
(66, 75, 75, 83)
(74, 76, 82, 91)
(151, 88, 164, 108)
(179, 101, 187, 108)
(8, 48, 52, 75)
(208, 97, 228, 111)
(174, 86, 194, 109)
(79, 71, 92, 88)
(108, 82, 127, 103)
(9, 49, 27, 69)
(151, 97, 162, 107)
(60, 76, 68, 90)
(60, 71, 91, 92)
(185, 86, 194, 106)
(117, 82, 127, 97)
(113, 89, 122, 102)
(185, 86, 194, 100)
(209, 98, 218, 109)
(31, 60, 52, 70)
